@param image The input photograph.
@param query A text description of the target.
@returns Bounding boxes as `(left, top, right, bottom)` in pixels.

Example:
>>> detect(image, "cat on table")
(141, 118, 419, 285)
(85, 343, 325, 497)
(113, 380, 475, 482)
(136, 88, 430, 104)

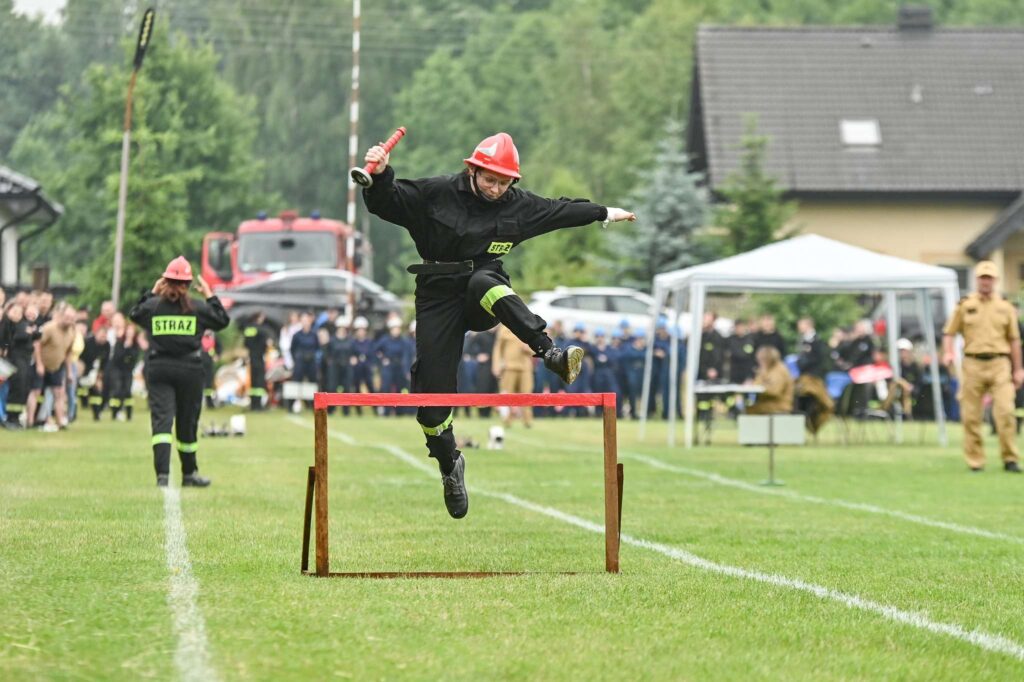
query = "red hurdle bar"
(306, 392, 621, 577)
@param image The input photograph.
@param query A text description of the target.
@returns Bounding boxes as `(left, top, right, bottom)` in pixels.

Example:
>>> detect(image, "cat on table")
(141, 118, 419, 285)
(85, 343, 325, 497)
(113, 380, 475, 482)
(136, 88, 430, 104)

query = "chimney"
(898, 5, 933, 30)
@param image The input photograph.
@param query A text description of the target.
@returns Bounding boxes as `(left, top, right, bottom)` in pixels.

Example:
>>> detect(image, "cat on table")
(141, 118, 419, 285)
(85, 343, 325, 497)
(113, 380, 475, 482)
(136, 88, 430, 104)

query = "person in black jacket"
(129, 257, 229, 487)
(795, 317, 834, 434)
(242, 312, 272, 411)
(755, 315, 787, 358)
(108, 322, 140, 421)
(361, 132, 635, 518)
(2, 302, 40, 429)
(78, 321, 111, 420)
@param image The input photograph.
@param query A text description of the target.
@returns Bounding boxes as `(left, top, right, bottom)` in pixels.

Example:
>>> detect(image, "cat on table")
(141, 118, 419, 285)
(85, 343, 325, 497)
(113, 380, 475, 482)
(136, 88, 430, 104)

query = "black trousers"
(249, 354, 266, 410)
(4, 355, 31, 423)
(413, 263, 551, 472)
(145, 358, 204, 477)
(108, 368, 133, 415)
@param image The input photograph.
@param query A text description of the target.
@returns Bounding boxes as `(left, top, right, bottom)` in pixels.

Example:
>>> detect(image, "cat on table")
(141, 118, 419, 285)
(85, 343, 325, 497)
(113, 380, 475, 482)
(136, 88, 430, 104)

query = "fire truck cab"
(201, 210, 357, 291)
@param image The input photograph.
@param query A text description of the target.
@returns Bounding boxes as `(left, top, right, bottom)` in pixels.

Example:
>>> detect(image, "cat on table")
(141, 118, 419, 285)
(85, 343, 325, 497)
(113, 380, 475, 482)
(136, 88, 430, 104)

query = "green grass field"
(3, 407, 1024, 680)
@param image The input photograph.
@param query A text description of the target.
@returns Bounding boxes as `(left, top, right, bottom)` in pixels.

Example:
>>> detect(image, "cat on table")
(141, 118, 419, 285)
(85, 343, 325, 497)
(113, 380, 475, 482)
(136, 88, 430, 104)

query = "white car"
(528, 287, 685, 337)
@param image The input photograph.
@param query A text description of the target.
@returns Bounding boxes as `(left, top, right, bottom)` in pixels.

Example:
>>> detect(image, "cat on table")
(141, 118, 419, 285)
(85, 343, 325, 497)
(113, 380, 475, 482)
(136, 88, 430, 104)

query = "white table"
(692, 383, 766, 444)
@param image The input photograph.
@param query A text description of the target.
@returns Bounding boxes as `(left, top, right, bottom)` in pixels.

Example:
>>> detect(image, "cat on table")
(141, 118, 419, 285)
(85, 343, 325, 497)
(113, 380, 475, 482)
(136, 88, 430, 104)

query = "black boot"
(543, 345, 585, 385)
(441, 452, 468, 519)
(182, 473, 212, 487)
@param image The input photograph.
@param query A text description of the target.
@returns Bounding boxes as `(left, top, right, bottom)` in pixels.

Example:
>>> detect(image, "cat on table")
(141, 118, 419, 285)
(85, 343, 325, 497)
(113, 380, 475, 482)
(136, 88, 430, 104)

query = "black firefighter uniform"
(129, 292, 230, 478)
(362, 165, 607, 474)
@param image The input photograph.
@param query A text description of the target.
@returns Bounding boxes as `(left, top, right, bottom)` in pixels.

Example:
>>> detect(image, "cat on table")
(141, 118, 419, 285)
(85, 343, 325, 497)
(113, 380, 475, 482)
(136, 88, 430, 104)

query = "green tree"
(0, 1, 68, 156)
(608, 120, 710, 289)
(713, 115, 796, 256)
(10, 30, 264, 309)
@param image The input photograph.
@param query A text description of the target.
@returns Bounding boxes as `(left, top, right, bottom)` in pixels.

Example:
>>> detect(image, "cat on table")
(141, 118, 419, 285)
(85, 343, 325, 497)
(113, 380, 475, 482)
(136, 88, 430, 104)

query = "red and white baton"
(350, 126, 407, 188)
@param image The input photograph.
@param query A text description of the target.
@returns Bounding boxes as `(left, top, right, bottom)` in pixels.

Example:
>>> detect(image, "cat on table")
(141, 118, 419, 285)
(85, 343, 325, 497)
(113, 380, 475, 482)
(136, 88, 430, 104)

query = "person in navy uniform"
(619, 333, 648, 419)
(129, 257, 229, 487)
(591, 329, 622, 417)
(348, 316, 376, 409)
(375, 318, 414, 415)
(361, 132, 635, 518)
(566, 323, 594, 417)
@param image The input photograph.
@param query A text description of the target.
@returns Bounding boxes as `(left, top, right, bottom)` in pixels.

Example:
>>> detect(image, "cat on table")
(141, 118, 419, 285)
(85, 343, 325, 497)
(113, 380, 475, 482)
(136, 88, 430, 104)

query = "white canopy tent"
(638, 235, 961, 448)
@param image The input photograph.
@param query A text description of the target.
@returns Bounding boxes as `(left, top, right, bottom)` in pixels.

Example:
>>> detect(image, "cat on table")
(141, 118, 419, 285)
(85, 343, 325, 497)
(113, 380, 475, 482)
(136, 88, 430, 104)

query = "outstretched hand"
(606, 207, 637, 223)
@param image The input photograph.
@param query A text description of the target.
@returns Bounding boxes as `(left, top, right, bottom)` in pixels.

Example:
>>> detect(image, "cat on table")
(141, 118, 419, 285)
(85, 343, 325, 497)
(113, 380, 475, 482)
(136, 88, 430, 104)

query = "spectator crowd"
(0, 290, 146, 431)
(2, 287, 961, 434)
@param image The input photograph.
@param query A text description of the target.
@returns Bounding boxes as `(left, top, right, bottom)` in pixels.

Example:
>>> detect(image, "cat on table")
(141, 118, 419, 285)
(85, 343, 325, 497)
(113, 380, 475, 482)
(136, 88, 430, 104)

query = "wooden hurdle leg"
(617, 463, 624, 546)
(314, 408, 329, 576)
(301, 466, 315, 573)
(603, 396, 620, 573)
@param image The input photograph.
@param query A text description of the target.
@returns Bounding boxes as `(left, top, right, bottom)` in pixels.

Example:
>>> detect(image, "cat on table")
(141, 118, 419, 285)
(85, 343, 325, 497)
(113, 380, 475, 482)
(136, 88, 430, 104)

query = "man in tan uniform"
(942, 261, 1024, 472)
(492, 324, 535, 427)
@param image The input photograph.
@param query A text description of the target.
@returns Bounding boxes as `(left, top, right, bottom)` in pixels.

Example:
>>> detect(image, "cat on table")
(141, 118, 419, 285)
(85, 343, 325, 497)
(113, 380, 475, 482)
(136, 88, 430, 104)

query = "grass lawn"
(3, 407, 1024, 680)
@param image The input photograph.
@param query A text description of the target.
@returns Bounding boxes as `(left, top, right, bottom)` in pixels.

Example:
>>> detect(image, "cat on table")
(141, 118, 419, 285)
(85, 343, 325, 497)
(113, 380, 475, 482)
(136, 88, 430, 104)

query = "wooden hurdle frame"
(301, 392, 622, 578)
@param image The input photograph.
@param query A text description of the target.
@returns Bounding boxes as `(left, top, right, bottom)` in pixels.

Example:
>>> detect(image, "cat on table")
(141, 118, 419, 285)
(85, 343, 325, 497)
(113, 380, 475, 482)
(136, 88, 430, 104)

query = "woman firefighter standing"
(361, 132, 635, 519)
(129, 257, 229, 487)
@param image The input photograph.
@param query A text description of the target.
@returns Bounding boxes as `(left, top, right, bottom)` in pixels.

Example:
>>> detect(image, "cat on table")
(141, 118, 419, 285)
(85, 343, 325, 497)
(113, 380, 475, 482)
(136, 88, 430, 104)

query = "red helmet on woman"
(464, 132, 521, 179)
(162, 256, 193, 282)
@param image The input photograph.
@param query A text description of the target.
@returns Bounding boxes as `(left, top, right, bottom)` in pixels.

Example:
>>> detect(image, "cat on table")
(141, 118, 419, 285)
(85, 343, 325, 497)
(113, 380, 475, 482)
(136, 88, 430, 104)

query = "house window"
(840, 119, 881, 147)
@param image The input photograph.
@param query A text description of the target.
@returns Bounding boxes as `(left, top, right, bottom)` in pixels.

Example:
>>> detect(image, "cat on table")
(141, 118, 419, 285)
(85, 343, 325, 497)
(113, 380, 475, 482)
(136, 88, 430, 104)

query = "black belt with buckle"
(406, 259, 475, 275)
(965, 353, 1008, 361)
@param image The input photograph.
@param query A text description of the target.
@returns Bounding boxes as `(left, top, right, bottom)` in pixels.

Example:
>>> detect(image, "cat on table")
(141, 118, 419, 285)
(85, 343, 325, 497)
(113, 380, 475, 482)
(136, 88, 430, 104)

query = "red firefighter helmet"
(162, 256, 194, 282)
(464, 132, 521, 179)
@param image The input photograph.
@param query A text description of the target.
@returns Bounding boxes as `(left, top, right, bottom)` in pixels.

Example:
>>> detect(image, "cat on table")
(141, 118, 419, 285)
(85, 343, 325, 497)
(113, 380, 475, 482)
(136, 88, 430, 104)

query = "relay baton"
(350, 126, 407, 188)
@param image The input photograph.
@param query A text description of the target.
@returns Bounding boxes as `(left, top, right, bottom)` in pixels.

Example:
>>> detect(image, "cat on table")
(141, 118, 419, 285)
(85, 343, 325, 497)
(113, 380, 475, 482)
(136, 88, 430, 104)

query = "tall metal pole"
(112, 8, 155, 310)
(111, 70, 137, 310)
(345, 0, 361, 327)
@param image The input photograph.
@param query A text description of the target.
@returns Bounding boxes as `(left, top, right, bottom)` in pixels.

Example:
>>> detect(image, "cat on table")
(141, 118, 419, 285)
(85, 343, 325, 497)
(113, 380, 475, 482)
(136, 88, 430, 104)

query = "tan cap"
(976, 260, 999, 278)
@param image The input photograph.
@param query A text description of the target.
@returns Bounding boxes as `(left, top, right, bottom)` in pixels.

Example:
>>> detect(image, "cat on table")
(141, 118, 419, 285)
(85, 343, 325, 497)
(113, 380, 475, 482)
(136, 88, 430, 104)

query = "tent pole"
(639, 283, 664, 441)
(919, 288, 947, 446)
(668, 288, 684, 446)
(682, 284, 704, 449)
(885, 290, 903, 443)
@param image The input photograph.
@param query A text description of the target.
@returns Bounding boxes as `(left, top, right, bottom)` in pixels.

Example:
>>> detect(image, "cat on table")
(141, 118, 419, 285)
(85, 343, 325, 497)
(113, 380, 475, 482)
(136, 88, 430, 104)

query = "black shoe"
(1005, 461, 1022, 473)
(441, 453, 468, 519)
(969, 467, 984, 473)
(157, 474, 169, 487)
(182, 474, 212, 487)
(543, 345, 585, 385)
(3, 421, 23, 430)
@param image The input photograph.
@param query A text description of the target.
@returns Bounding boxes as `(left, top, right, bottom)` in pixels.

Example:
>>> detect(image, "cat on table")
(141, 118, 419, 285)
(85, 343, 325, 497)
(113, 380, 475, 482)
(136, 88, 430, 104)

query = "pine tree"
(714, 115, 796, 256)
(609, 119, 710, 289)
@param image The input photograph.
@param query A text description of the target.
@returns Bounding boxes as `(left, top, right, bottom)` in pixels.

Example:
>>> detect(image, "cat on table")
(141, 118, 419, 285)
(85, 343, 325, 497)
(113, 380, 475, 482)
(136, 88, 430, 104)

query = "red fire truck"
(200, 210, 358, 290)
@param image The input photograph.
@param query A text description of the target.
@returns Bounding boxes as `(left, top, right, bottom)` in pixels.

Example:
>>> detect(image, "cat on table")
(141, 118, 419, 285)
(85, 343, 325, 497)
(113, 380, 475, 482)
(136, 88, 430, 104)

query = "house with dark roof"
(0, 165, 62, 289)
(686, 5, 1024, 293)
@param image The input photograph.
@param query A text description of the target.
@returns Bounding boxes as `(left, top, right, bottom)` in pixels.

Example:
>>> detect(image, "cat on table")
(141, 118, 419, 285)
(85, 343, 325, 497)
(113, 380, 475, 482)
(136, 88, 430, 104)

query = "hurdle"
(300, 392, 622, 578)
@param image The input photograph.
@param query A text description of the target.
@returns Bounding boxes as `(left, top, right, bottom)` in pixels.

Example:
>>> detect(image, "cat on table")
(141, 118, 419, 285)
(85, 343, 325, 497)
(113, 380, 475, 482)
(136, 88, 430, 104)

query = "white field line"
(162, 487, 219, 682)
(509, 434, 1024, 546)
(292, 419, 1024, 662)
(287, 415, 356, 444)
